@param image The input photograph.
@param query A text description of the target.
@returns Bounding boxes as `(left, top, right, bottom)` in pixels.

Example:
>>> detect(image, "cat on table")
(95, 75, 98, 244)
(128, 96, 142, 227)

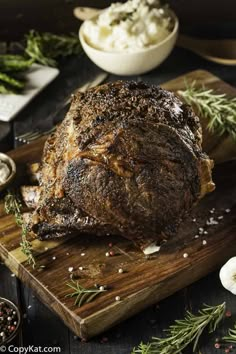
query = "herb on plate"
(66, 279, 107, 307)
(4, 189, 36, 268)
(0, 54, 33, 94)
(0, 54, 33, 73)
(132, 302, 226, 354)
(178, 82, 236, 141)
(25, 30, 82, 67)
(0, 72, 25, 94)
(0, 31, 81, 94)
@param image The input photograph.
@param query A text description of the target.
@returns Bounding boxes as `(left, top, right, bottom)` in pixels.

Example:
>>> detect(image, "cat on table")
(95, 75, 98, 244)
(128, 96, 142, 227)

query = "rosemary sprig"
(4, 190, 36, 268)
(0, 72, 24, 90)
(132, 303, 226, 354)
(0, 54, 33, 73)
(223, 323, 236, 343)
(0, 31, 82, 94)
(66, 280, 107, 307)
(178, 82, 236, 141)
(25, 30, 82, 67)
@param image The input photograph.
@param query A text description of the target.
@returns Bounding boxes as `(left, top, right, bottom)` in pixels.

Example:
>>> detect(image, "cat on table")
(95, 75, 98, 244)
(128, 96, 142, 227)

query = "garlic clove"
(219, 257, 236, 295)
(143, 243, 161, 255)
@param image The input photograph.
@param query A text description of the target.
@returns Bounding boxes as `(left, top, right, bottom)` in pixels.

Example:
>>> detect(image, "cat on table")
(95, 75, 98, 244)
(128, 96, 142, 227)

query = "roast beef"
(22, 81, 215, 252)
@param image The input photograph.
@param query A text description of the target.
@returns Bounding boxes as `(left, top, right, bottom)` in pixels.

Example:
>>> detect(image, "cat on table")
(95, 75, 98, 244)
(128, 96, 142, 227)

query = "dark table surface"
(1, 46, 236, 354)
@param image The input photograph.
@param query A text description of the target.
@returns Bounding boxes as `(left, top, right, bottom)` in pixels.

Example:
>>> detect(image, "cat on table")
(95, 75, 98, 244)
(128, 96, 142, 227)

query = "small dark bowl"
(0, 153, 16, 193)
(0, 297, 22, 345)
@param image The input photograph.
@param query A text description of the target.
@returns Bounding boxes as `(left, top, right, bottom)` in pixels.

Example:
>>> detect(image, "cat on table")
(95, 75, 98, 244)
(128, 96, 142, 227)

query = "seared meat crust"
(23, 81, 214, 248)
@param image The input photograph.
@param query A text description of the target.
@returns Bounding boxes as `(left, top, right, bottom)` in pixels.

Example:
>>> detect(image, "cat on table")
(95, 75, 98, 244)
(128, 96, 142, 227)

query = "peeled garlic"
(143, 243, 161, 255)
(219, 257, 236, 295)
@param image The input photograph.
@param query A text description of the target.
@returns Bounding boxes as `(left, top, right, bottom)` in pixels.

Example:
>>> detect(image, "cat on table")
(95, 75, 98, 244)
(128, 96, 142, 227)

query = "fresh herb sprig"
(0, 30, 81, 94)
(0, 54, 33, 94)
(0, 72, 24, 93)
(0, 54, 33, 73)
(178, 82, 236, 141)
(25, 30, 82, 67)
(4, 190, 36, 268)
(132, 303, 226, 354)
(223, 323, 236, 343)
(66, 280, 107, 307)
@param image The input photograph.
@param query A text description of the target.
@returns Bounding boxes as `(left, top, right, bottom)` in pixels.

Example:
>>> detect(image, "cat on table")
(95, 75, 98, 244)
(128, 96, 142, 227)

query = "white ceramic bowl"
(79, 10, 178, 76)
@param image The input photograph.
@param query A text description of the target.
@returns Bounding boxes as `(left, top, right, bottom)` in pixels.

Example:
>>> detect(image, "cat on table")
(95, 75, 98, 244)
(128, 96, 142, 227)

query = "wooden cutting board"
(0, 70, 236, 339)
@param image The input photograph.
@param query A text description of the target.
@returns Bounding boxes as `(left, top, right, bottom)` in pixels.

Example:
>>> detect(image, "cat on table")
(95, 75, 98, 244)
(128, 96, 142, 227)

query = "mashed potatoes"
(83, 0, 173, 52)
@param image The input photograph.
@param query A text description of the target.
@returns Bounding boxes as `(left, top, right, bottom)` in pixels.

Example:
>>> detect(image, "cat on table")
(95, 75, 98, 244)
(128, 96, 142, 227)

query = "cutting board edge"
(1, 218, 236, 339)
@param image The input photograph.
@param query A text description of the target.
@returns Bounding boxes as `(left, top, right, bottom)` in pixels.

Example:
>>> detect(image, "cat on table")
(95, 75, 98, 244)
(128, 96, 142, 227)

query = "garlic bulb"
(219, 257, 236, 295)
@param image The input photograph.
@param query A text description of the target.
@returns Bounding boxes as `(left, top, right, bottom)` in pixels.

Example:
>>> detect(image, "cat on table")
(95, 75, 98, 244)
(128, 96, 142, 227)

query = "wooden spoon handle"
(73, 7, 101, 21)
(177, 34, 236, 65)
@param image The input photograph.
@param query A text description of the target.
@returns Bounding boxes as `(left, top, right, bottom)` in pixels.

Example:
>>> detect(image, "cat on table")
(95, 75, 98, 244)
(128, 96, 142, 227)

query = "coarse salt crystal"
(68, 267, 74, 272)
(79, 266, 83, 271)
(218, 216, 224, 220)
(115, 296, 120, 301)
(81, 253, 85, 256)
(52, 256, 56, 260)
(206, 217, 219, 226)
(183, 253, 188, 258)
(192, 218, 196, 222)
(194, 235, 199, 239)
(45, 247, 48, 251)
(202, 240, 207, 245)
(105, 252, 110, 257)
(203, 231, 208, 234)
(225, 208, 231, 213)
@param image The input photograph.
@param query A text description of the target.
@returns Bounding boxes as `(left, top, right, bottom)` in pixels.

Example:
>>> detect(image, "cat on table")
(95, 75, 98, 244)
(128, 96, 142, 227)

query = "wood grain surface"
(0, 70, 235, 339)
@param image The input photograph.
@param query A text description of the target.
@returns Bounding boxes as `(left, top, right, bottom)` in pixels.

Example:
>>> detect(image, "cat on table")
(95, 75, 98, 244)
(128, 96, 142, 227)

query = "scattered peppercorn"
(225, 310, 232, 317)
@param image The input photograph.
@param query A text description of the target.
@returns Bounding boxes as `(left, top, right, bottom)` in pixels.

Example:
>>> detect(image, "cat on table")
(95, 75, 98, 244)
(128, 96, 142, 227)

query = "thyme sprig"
(4, 190, 36, 268)
(132, 303, 226, 354)
(223, 323, 236, 343)
(178, 82, 236, 141)
(66, 280, 107, 307)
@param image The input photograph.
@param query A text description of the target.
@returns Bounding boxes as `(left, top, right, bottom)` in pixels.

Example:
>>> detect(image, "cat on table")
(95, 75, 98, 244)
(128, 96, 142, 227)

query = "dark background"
(1, 1, 236, 354)
(1, 0, 236, 40)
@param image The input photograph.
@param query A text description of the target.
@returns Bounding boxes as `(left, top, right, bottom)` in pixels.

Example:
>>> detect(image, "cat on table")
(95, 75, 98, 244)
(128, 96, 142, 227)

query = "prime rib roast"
(21, 81, 215, 254)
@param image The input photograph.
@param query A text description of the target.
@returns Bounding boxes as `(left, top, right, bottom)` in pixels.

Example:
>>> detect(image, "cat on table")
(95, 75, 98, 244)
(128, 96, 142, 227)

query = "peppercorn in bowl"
(0, 297, 21, 345)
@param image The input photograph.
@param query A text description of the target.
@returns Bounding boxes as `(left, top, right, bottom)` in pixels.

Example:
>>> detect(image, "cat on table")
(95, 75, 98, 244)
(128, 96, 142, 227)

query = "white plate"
(0, 64, 59, 122)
